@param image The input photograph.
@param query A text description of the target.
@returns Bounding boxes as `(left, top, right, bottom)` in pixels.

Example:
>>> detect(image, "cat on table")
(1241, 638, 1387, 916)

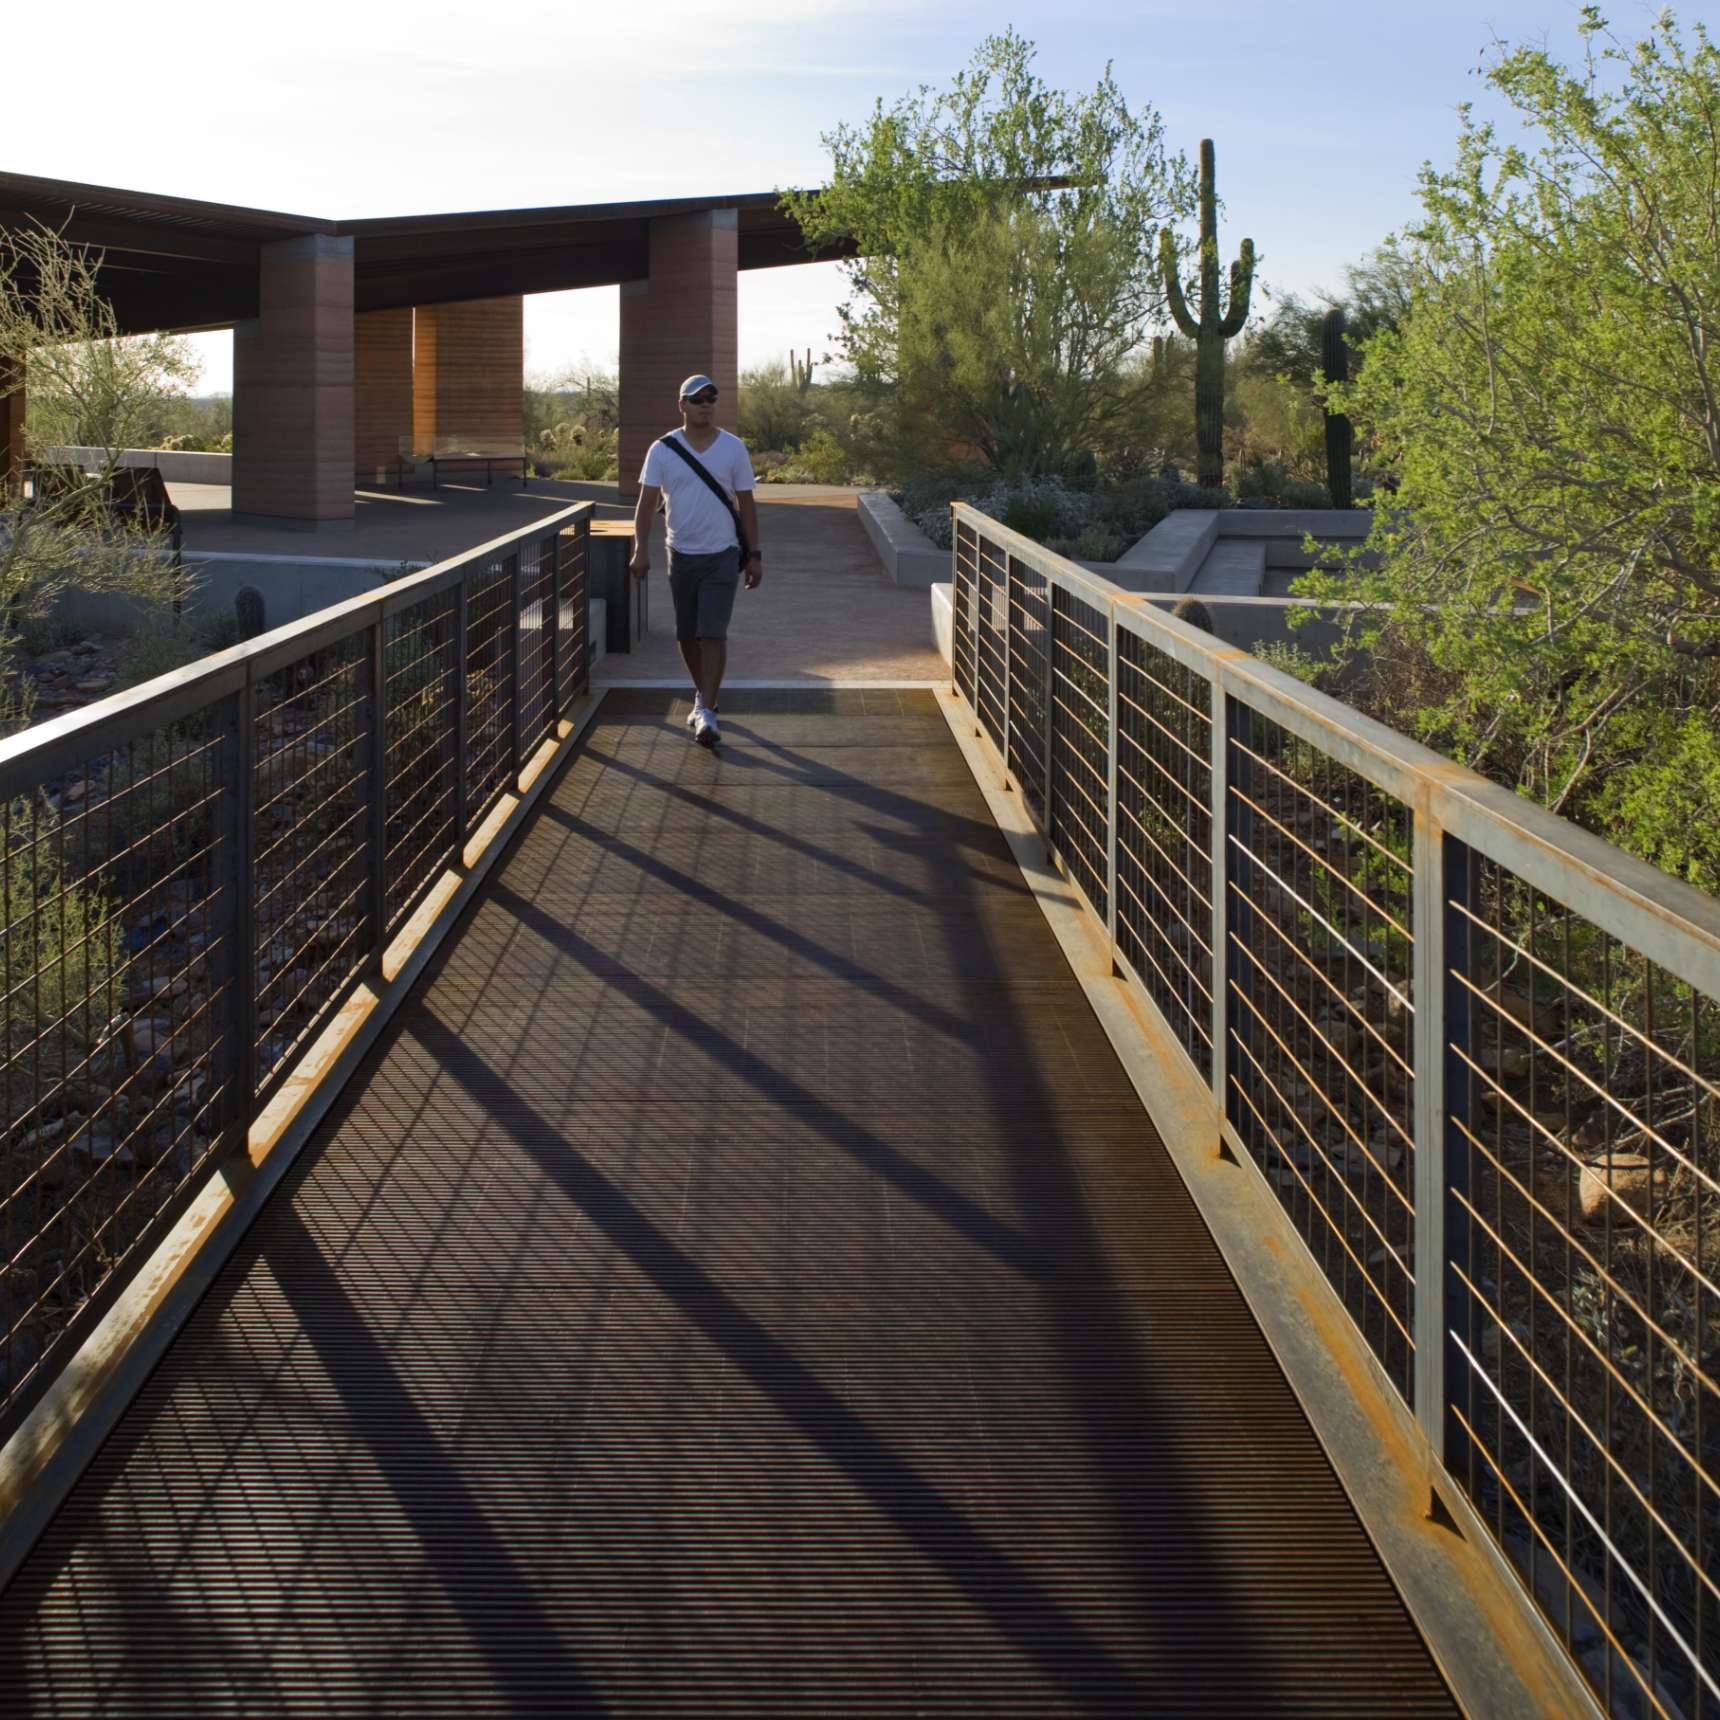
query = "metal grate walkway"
(0, 689, 1456, 1714)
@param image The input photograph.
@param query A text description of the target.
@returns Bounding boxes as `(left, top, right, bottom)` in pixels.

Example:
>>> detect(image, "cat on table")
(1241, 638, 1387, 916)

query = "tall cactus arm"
(1219, 238, 1255, 338)
(1159, 229, 1199, 339)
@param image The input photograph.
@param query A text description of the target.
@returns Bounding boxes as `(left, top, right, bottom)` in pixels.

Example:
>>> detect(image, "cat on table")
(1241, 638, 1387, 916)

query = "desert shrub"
(13, 617, 87, 657)
(114, 616, 247, 692)
(1, 796, 122, 1075)
(1046, 526, 1130, 562)
(1089, 476, 1230, 545)
(1002, 493, 1059, 541)
(894, 467, 1231, 553)
(769, 428, 853, 486)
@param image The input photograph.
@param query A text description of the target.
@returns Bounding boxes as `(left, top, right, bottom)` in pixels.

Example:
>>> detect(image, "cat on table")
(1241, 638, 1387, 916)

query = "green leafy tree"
(1303, 9, 1720, 890)
(737, 360, 816, 455)
(783, 30, 1192, 481)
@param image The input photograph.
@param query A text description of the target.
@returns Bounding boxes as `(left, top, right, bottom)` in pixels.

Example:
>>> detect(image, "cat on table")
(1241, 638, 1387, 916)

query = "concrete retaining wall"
(55, 567, 609, 670)
(39, 446, 233, 484)
(187, 554, 425, 625)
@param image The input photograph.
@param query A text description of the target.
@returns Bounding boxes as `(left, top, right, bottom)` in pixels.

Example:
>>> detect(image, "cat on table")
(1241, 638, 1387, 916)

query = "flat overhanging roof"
(0, 172, 851, 334)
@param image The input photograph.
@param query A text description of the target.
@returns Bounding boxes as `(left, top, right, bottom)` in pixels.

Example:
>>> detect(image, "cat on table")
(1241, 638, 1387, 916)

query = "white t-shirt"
(640, 429, 756, 555)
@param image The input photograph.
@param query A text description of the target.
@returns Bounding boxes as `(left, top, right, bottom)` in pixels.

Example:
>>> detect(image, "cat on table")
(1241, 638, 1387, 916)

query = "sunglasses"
(684, 390, 718, 405)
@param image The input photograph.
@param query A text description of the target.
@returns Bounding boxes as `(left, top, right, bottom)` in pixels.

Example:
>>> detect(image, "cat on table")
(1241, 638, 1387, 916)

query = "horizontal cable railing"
(949, 503, 1720, 1720)
(0, 504, 592, 1440)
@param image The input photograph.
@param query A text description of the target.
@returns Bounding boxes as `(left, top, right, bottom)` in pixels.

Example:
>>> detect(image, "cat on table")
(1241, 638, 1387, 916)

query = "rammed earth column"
(618, 208, 738, 499)
(411, 297, 524, 456)
(232, 234, 356, 528)
(354, 307, 414, 482)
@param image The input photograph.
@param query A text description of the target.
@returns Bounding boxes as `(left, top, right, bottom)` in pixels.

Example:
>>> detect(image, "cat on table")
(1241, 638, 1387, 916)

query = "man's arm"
(630, 484, 661, 579)
(737, 490, 762, 589)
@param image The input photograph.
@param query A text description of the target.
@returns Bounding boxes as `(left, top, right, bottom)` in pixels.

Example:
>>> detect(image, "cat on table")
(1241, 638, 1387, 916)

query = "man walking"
(629, 374, 762, 747)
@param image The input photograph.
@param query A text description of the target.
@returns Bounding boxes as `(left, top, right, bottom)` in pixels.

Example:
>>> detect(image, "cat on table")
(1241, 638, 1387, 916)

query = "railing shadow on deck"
(946, 502, 1720, 1720)
(0, 503, 593, 1446)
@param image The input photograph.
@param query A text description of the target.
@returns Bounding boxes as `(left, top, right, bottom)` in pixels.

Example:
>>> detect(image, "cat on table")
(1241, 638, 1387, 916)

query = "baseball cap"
(678, 374, 718, 400)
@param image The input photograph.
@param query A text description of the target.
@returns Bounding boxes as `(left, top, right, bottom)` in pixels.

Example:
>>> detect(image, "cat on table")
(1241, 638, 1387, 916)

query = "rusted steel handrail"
(0, 505, 592, 1440)
(949, 501, 1719, 1720)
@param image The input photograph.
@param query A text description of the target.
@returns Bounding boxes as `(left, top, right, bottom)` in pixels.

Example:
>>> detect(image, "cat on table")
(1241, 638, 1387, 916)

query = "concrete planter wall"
(860, 489, 1124, 589)
(1111, 507, 1376, 597)
(864, 489, 1375, 603)
(856, 492, 948, 588)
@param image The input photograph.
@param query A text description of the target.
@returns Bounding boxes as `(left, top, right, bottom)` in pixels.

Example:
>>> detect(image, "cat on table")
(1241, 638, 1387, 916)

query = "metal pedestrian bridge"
(0, 505, 1713, 1716)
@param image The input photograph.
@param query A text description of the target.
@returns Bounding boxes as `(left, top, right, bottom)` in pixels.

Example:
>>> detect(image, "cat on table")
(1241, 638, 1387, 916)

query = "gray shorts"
(668, 546, 741, 641)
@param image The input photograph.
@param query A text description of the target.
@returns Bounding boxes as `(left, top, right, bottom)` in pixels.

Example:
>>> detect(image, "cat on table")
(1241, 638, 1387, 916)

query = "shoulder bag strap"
(655, 434, 749, 558)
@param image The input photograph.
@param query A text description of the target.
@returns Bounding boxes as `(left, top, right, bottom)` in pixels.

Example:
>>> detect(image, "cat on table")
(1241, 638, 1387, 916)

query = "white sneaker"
(693, 707, 720, 749)
(686, 702, 702, 732)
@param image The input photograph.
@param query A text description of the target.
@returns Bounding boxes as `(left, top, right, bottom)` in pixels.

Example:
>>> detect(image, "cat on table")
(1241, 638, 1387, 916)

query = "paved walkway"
(0, 689, 1452, 1714)
(603, 494, 945, 686)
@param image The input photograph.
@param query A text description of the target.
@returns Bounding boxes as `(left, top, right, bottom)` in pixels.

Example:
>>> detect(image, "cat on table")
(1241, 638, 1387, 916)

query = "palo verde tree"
(0, 222, 191, 724)
(783, 31, 1193, 481)
(1304, 8, 1720, 890)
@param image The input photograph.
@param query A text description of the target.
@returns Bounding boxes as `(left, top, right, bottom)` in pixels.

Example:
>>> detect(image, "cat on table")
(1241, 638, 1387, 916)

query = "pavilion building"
(0, 172, 850, 523)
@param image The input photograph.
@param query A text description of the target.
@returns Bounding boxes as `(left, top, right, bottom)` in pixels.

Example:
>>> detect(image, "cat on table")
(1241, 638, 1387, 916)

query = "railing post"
(547, 531, 563, 722)
(1223, 695, 1253, 1138)
(364, 618, 388, 972)
(970, 535, 984, 738)
(1436, 834, 1474, 1481)
(575, 514, 593, 696)
(218, 674, 256, 1155)
(948, 520, 958, 698)
(1208, 670, 1230, 1116)
(451, 575, 469, 854)
(997, 554, 1010, 780)
(507, 550, 523, 784)
(1042, 580, 1056, 864)
(1105, 605, 1119, 954)
(1411, 816, 1452, 1452)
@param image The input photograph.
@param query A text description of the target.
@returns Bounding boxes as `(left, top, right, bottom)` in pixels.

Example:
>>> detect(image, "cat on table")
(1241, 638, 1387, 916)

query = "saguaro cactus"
(1158, 139, 1254, 489)
(234, 585, 267, 642)
(789, 348, 816, 396)
(1321, 306, 1353, 508)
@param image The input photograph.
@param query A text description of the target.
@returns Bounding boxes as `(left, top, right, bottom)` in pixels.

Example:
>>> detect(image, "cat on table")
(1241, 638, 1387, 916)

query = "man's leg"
(697, 637, 727, 710)
(675, 638, 723, 712)
(678, 637, 706, 707)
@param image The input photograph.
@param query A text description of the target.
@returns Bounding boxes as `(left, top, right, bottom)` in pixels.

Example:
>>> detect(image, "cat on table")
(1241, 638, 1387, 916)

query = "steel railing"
(0, 504, 591, 1437)
(951, 503, 1719, 1720)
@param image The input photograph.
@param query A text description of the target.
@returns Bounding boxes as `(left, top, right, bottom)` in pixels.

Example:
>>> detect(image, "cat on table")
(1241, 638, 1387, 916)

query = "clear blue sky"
(6, 0, 1654, 390)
